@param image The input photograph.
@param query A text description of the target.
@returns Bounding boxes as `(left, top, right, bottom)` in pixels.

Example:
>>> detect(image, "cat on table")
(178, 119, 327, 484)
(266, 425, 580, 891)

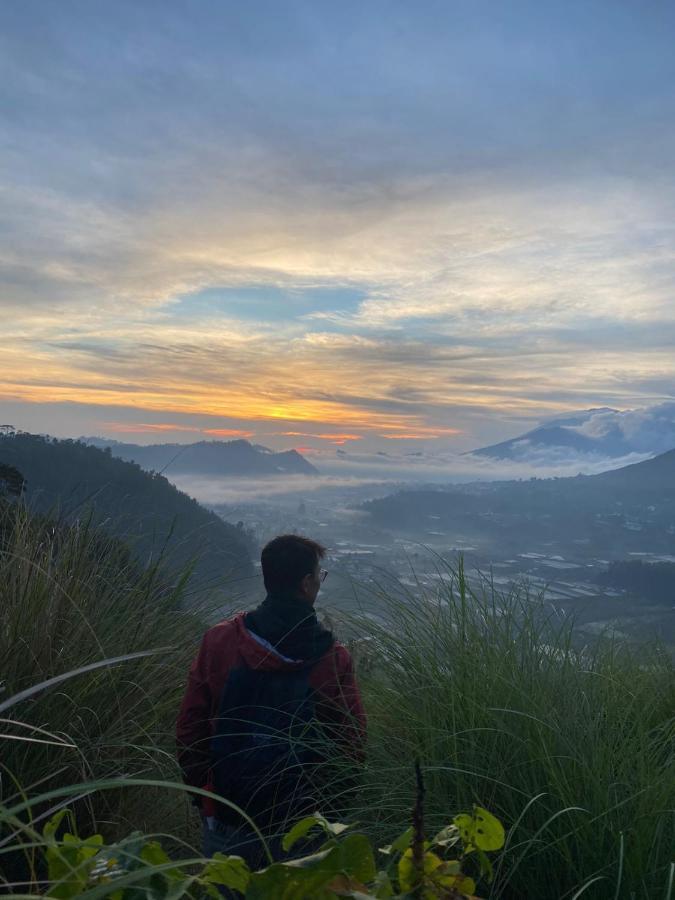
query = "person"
(176, 534, 366, 869)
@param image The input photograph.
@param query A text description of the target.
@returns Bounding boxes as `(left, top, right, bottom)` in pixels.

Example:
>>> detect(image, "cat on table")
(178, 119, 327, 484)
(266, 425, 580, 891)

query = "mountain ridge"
(82, 437, 319, 477)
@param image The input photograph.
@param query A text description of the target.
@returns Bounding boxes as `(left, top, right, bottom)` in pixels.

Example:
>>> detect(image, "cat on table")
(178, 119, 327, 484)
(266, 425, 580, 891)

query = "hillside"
(83, 437, 318, 476)
(594, 446, 675, 491)
(363, 444, 675, 555)
(0, 432, 254, 589)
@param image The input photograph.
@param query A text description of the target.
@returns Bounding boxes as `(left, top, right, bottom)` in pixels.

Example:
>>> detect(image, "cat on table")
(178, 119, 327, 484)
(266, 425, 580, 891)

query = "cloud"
(3, 2, 675, 448)
(103, 422, 199, 434)
(278, 431, 364, 444)
(315, 444, 655, 483)
(103, 421, 254, 439)
(565, 402, 675, 454)
(203, 428, 255, 438)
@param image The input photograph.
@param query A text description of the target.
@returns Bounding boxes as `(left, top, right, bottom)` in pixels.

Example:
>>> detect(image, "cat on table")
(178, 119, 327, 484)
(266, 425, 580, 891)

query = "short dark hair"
(261, 534, 326, 593)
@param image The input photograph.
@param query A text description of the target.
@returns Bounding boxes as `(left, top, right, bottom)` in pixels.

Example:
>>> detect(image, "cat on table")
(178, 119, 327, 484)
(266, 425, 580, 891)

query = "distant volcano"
(82, 437, 319, 476)
(469, 404, 675, 462)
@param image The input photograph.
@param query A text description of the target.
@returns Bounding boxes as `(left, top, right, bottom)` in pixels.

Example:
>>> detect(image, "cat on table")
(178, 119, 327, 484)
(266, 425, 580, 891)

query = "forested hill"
(362, 446, 675, 554)
(83, 438, 318, 476)
(0, 433, 254, 590)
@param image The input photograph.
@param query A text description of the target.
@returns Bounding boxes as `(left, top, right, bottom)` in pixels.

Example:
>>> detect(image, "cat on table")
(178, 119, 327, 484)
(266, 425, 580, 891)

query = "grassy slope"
(351, 560, 674, 899)
(0, 500, 205, 880)
(2, 496, 673, 898)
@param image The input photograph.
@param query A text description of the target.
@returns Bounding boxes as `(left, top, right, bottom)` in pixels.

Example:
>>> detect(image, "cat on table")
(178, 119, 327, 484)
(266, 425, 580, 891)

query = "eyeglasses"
(319, 568, 328, 584)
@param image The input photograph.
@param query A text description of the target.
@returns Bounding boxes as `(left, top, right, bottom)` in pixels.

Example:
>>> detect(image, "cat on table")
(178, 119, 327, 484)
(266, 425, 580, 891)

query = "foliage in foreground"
(29, 804, 504, 899)
(0, 500, 208, 854)
(352, 559, 675, 899)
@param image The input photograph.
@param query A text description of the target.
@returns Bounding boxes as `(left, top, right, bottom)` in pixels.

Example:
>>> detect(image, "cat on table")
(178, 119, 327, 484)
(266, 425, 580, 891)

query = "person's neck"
(266, 588, 313, 607)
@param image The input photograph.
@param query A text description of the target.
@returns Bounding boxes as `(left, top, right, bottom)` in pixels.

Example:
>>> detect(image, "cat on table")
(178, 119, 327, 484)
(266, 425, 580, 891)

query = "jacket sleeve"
(317, 645, 367, 762)
(176, 632, 213, 792)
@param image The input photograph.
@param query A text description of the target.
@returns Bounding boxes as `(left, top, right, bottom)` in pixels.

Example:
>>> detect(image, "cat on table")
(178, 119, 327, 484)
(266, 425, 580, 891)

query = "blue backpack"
(210, 664, 324, 832)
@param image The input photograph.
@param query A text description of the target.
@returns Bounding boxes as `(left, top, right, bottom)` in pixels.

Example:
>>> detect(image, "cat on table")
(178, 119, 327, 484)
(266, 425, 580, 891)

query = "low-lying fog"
(169, 443, 675, 652)
(169, 445, 651, 508)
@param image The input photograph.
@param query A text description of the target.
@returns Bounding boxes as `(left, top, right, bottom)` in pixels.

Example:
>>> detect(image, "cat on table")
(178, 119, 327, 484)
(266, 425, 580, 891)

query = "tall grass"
(0, 500, 210, 884)
(352, 558, 675, 899)
(2, 500, 673, 898)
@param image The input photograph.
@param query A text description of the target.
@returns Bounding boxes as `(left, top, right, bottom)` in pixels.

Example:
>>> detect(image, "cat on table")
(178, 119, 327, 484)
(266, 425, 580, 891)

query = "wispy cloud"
(103, 422, 254, 439)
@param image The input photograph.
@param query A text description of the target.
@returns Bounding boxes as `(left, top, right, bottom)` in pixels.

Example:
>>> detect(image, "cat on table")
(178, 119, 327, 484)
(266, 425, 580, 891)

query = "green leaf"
(248, 834, 375, 900)
(475, 847, 494, 882)
(282, 814, 326, 852)
(378, 826, 413, 857)
(140, 841, 173, 868)
(436, 870, 476, 895)
(282, 813, 349, 852)
(453, 813, 475, 853)
(453, 806, 505, 854)
(332, 834, 376, 884)
(397, 848, 442, 893)
(371, 870, 395, 898)
(202, 854, 250, 893)
(472, 807, 505, 852)
(43, 809, 69, 844)
(45, 835, 100, 900)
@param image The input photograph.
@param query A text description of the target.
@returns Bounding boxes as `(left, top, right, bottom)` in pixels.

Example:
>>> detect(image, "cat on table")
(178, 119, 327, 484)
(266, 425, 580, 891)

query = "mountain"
(470, 403, 675, 461)
(470, 409, 622, 459)
(0, 433, 254, 589)
(82, 438, 318, 476)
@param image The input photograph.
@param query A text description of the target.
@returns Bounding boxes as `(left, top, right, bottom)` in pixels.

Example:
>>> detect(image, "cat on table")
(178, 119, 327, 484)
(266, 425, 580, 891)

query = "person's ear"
(298, 573, 312, 598)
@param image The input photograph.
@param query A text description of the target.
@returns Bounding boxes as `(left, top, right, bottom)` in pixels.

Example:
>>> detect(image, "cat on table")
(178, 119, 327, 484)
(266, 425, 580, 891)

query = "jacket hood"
(232, 613, 331, 672)
(240, 592, 335, 668)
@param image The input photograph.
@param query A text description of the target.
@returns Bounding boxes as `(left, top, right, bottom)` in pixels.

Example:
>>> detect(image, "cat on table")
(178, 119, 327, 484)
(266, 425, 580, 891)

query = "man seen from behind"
(176, 534, 366, 868)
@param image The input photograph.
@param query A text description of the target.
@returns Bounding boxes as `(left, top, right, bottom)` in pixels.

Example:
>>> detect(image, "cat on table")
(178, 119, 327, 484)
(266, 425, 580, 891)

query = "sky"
(3, 0, 675, 464)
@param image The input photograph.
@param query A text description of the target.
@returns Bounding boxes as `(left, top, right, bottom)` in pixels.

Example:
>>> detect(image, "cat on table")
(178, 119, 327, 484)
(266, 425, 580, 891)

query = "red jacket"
(176, 613, 366, 813)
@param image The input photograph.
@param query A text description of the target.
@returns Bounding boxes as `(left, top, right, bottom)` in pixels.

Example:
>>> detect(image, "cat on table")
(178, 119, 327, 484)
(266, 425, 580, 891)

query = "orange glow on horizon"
(102, 422, 253, 438)
(279, 431, 363, 441)
(1, 372, 481, 438)
(203, 428, 255, 438)
(103, 422, 198, 434)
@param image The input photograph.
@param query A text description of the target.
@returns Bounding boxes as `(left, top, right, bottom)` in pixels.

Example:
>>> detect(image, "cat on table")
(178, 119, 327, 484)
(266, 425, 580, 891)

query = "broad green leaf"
(436, 870, 476, 895)
(453, 806, 505, 854)
(45, 837, 98, 900)
(248, 834, 375, 900)
(397, 848, 442, 893)
(140, 841, 172, 867)
(282, 813, 349, 851)
(371, 870, 394, 898)
(203, 854, 250, 893)
(472, 807, 505, 851)
(332, 834, 376, 884)
(378, 826, 413, 856)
